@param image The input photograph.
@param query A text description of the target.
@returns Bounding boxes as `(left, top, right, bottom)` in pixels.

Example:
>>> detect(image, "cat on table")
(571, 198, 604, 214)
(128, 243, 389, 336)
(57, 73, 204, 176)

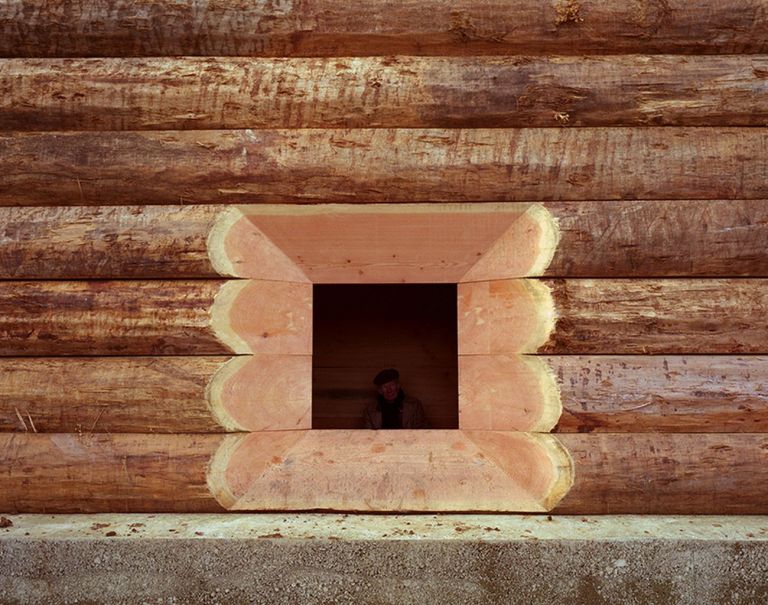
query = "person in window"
(364, 368, 427, 429)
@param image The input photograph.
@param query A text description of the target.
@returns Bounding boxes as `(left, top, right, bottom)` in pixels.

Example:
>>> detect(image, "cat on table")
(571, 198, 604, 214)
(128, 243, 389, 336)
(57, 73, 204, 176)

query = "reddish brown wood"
(1, 0, 766, 57)
(3, 56, 768, 130)
(1, 129, 766, 205)
(555, 433, 768, 514)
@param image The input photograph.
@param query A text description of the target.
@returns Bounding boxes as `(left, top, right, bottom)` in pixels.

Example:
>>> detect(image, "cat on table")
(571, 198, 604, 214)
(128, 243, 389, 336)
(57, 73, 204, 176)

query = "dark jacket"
(364, 390, 427, 429)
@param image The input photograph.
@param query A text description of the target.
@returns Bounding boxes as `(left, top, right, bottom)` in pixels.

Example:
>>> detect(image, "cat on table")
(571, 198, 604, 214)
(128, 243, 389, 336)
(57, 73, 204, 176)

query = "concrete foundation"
(2, 514, 768, 604)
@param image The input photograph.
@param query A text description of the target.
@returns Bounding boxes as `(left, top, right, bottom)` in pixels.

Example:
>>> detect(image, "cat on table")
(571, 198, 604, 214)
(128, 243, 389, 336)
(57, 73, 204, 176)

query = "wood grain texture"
(1, 129, 766, 205)
(3, 201, 767, 279)
(550, 356, 768, 433)
(3, 432, 767, 514)
(1, 0, 766, 57)
(556, 433, 768, 514)
(542, 278, 768, 354)
(0, 433, 224, 513)
(0, 355, 312, 433)
(0, 280, 312, 356)
(547, 199, 768, 277)
(3, 56, 768, 130)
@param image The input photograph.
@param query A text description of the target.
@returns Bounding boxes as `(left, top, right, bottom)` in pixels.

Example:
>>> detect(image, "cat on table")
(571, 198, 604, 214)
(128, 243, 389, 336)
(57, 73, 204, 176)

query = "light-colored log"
(458, 278, 768, 355)
(1, 0, 766, 57)
(1, 129, 766, 205)
(0, 355, 312, 433)
(0, 280, 312, 356)
(3, 200, 767, 279)
(3, 56, 768, 130)
(555, 433, 768, 514)
(2, 432, 767, 514)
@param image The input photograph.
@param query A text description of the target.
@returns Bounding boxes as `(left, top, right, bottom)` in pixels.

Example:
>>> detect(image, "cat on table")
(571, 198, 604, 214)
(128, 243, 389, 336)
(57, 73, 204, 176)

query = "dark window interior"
(312, 284, 459, 429)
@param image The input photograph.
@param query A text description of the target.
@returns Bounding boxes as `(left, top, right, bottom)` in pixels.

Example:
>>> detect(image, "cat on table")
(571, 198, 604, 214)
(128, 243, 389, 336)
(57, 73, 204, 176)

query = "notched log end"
(458, 354, 562, 432)
(209, 281, 253, 354)
(207, 206, 310, 282)
(206, 355, 312, 432)
(460, 203, 560, 282)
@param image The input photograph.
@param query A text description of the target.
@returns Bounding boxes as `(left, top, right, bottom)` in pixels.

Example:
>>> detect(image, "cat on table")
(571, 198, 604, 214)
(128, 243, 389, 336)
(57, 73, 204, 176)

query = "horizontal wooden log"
(459, 355, 768, 432)
(555, 433, 768, 514)
(458, 278, 768, 355)
(1, 129, 766, 205)
(1, 0, 766, 57)
(3, 201, 767, 279)
(0, 355, 312, 433)
(3, 56, 768, 129)
(2, 432, 766, 513)
(0, 280, 312, 356)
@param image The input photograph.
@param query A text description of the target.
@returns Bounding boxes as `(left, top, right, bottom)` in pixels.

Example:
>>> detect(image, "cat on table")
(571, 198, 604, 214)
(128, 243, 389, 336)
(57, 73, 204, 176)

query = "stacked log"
(1, 0, 768, 513)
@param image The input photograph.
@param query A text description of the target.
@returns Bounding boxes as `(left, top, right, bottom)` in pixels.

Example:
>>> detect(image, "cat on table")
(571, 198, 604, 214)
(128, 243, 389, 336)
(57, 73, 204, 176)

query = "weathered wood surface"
(3, 201, 767, 279)
(552, 356, 768, 433)
(555, 433, 768, 514)
(4, 56, 768, 130)
(0, 433, 224, 513)
(0, 280, 312, 356)
(458, 279, 768, 355)
(0, 355, 312, 433)
(2, 432, 766, 513)
(1, 129, 766, 205)
(1, 0, 766, 57)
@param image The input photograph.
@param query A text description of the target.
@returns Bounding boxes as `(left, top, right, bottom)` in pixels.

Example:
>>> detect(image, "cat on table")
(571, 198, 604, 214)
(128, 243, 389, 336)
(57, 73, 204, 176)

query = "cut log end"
(206, 430, 574, 512)
(459, 355, 562, 432)
(206, 355, 312, 432)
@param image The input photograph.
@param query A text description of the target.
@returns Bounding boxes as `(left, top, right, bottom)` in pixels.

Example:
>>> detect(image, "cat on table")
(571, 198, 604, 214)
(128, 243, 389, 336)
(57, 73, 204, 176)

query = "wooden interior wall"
(312, 285, 458, 430)
(1, 0, 768, 513)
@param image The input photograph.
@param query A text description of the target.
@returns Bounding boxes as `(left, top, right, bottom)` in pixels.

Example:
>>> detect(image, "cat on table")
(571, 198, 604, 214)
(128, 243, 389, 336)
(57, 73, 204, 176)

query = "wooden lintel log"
(2, 432, 767, 514)
(3, 56, 768, 130)
(458, 278, 768, 355)
(0, 356, 312, 433)
(0, 280, 312, 356)
(1, 129, 766, 205)
(0, 0, 766, 57)
(459, 355, 768, 432)
(555, 433, 768, 514)
(3, 201, 768, 280)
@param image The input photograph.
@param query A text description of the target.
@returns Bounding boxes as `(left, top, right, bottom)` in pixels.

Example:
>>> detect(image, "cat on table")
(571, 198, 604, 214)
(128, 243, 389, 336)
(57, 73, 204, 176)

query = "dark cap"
(373, 368, 399, 386)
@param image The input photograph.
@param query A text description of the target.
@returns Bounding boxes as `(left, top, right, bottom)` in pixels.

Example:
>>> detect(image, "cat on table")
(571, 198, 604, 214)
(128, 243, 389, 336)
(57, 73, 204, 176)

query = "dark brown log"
(2, 432, 766, 513)
(0, 280, 312, 356)
(3, 200, 768, 279)
(550, 355, 768, 433)
(0, 433, 224, 513)
(1, 0, 766, 57)
(555, 433, 768, 514)
(458, 279, 768, 355)
(0, 355, 312, 433)
(3, 56, 768, 130)
(1, 129, 766, 205)
(548, 199, 768, 277)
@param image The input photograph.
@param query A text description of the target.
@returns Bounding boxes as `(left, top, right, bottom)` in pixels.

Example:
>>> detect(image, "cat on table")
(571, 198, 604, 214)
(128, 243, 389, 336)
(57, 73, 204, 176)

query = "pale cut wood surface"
(0, 280, 312, 356)
(0, 355, 312, 433)
(1, 0, 766, 57)
(2, 433, 767, 514)
(1, 129, 766, 205)
(555, 433, 768, 514)
(2, 201, 767, 279)
(551, 356, 768, 433)
(460, 278, 768, 355)
(4, 56, 768, 130)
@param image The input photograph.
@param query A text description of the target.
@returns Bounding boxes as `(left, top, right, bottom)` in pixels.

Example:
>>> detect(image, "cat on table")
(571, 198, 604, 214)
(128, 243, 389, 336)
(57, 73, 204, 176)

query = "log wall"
(1, 0, 768, 513)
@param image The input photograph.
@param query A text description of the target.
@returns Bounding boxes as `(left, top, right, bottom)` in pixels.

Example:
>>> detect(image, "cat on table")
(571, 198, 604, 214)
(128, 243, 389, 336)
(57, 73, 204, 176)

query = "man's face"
(377, 380, 400, 402)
